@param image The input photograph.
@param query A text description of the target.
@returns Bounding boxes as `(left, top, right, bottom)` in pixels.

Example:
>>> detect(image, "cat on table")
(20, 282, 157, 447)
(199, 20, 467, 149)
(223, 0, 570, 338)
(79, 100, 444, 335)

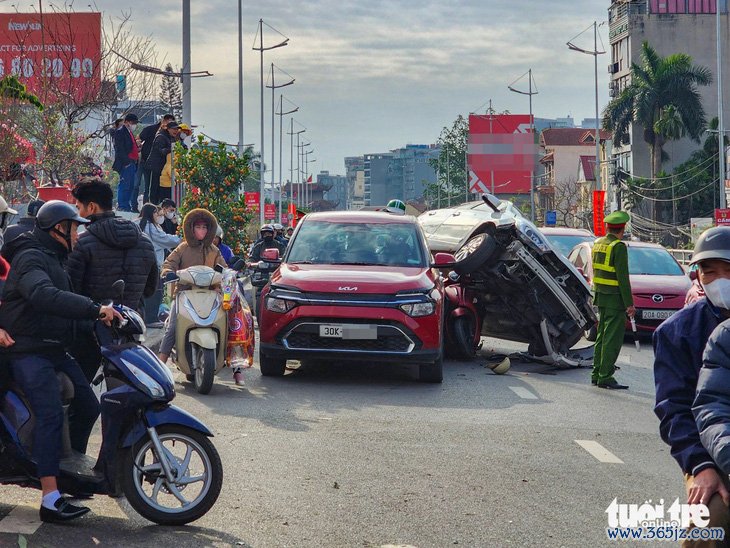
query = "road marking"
(575, 440, 624, 464)
(0, 505, 42, 535)
(509, 386, 538, 400)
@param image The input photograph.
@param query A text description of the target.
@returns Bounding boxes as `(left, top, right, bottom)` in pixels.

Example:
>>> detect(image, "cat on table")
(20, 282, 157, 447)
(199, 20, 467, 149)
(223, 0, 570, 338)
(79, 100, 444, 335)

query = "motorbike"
(0, 302, 223, 525)
(167, 261, 249, 394)
(249, 248, 282, 317)
(443, 270, 484, 359)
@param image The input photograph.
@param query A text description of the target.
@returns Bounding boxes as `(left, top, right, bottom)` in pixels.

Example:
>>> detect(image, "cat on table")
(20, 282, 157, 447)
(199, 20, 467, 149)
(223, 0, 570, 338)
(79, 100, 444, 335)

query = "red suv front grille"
(282, 323, 416, 353)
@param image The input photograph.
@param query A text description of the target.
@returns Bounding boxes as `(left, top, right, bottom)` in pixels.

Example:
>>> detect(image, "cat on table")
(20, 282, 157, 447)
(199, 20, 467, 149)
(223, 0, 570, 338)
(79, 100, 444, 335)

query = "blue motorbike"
(0, 304, 223, 525)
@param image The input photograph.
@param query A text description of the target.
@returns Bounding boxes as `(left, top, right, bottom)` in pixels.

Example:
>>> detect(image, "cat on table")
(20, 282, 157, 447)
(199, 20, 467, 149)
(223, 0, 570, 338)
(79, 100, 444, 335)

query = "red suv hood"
(272, 263, 435, 294)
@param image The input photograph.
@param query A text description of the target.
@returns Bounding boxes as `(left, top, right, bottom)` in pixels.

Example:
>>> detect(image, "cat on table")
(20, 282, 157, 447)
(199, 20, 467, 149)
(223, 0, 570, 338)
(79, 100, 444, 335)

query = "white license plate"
(641, 309, 676, 320)
(319, 324, 377, 339)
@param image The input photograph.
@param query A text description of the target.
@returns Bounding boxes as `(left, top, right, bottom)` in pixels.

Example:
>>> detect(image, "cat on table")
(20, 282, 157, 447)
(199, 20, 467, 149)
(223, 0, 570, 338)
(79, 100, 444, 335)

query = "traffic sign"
(545, 210, 557, 226)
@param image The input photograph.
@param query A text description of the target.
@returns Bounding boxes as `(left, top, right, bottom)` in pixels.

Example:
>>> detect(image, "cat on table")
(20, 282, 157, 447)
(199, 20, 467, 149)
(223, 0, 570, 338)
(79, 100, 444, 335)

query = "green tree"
(159, 63, 183, 120)
(603, 41, 712, 178)
(0, 76, 43, 111)
(425, 115, 468, 208)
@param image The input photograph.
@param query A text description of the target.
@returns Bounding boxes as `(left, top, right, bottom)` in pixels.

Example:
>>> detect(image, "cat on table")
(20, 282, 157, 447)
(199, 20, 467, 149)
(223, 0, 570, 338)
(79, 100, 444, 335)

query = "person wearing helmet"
(213, 225, 234, 265)
(0, 195, 18, 247)
(0, 200, 122, 523)
(3, 199, 44, 244)
(250, 224, 284, 262)
(654, 226, 730, 539)
(273, 223, 288, 247)
(384, 199, 406, 215)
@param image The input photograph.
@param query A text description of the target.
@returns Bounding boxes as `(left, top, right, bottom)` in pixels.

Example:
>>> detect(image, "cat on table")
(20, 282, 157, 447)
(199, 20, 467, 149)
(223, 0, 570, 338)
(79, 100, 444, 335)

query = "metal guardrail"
(668, 249, 693, 266)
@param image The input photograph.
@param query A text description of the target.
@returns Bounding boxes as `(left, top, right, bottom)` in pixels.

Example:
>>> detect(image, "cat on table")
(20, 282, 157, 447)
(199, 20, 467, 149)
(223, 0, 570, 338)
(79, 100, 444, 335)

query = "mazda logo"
(652, 294, 664, 303)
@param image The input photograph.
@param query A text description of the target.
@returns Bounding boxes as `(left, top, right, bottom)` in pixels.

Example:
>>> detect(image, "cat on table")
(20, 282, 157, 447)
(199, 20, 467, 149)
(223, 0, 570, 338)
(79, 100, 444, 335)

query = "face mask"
(165, 211, 176, 220)
(703, 278, 730, 310)
(154, 215, 165, 225)
(183, 135, 193, 148)
(263, 234, 274, 243)
(129, 124, 138, 131)
(194, 225, 208, 241)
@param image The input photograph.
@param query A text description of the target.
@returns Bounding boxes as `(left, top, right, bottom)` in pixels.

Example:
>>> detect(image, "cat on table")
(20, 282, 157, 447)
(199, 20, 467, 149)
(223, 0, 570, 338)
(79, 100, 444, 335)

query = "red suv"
(257, 211, 452, 382)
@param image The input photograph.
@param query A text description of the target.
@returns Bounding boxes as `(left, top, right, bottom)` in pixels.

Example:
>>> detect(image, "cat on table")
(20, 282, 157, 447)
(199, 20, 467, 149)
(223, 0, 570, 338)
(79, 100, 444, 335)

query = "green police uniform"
(591, 211, 633, 386)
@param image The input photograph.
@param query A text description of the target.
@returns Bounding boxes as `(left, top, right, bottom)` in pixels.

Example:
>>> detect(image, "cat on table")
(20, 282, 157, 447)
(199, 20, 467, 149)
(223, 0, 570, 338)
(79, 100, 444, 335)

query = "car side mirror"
(431, 252, 456, 268)
(261, 248, 280, 262)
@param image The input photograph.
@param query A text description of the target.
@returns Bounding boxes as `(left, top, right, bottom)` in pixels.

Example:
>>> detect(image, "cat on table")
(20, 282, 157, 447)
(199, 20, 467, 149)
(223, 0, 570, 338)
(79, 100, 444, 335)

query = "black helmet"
(690, 227, 730, 265)
(36, 200, 89, 231)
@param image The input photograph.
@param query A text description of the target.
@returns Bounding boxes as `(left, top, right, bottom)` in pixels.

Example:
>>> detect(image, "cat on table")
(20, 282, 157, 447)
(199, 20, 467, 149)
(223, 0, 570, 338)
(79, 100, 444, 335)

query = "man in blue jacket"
(654, 226, 730, 543)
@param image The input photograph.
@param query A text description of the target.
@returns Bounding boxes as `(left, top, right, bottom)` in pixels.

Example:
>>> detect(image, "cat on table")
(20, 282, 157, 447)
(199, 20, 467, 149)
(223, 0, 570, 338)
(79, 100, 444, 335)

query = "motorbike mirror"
(230, 258, 245, 271)
(431, 252, 456, 268)
(689, 269, 698, 281)
(214, 263, 224, 273)
(111, 279, 125, 300)
(261, 248, 280, 262)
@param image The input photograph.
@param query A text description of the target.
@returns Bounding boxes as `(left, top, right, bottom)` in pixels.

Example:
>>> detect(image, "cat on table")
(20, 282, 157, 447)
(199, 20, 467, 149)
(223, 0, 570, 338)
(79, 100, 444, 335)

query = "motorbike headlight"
(122, 359, 165, 398)
(265, 297, 297, 314)
(400, 302, 435, 317)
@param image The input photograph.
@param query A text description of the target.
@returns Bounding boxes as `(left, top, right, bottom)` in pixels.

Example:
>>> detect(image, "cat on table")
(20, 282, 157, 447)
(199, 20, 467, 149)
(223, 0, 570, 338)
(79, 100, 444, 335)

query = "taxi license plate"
(319, 324, 377, 339)
(641, 309, 675, 320)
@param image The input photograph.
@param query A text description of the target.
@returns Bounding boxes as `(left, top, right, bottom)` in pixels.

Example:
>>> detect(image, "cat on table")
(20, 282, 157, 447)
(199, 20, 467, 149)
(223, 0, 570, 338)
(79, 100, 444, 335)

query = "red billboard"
(715, 208, 730, 226)
(264, 203, 276, 220)
(593, 191, 606, 237)
(467, 114, 536, 195)
(0, 12, 102, 103)
(244, 191, 260, 212)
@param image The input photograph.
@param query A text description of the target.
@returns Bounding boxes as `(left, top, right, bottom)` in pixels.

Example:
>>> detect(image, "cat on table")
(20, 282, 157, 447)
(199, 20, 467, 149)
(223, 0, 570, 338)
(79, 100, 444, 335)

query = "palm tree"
(602, 41, 711, 178)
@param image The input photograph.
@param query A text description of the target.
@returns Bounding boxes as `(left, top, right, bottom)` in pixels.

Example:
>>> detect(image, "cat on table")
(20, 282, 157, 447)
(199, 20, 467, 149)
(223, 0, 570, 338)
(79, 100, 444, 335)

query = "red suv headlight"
(265, 296, 298, 314)
(399, 302, 435, 317)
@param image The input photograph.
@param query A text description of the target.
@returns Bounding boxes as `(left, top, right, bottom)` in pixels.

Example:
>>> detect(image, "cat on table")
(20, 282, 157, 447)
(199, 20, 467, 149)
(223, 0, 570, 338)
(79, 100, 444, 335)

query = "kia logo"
(338, 286, 357, 291)
(652, 294, 664, 303)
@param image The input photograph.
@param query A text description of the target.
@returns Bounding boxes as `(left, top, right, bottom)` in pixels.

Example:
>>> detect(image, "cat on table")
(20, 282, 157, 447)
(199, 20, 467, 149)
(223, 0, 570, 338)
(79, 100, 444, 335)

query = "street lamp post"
(304, 153, 316, 208)
(182, 0, 191, 124)
(277, 95, 298, 221)
(508, 68, 538, 222)
(568, 22, 605, 219)
(289, 121, 306, 211)
(237, 0, 243, 157)
(718, 3, 727, 209)
(253, 19, 289, 224)
(296, 139, 311, 209)
(266, 65, 294, 221)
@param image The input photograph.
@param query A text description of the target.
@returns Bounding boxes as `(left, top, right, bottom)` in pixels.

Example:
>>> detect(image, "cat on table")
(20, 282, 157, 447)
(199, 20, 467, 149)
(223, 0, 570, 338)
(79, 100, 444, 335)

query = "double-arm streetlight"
(304, 151, 316, 208)
(296, 139, 311, 209)
(567, 22, 605, 197)
(253, 19, 289, 223)
(266, 64, 295, 221)
(288, 122, 306, 210)
(277, 95, 298, 220)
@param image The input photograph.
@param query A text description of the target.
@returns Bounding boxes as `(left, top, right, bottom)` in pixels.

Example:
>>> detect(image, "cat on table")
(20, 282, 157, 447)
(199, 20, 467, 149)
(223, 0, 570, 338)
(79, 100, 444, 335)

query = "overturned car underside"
(419, 194, 597, 366)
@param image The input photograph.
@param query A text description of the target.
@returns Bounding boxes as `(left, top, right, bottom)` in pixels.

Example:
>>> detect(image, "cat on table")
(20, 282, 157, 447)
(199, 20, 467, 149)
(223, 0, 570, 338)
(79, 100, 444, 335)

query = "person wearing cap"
(179, 123, 194, 149)
(654, 226, 730, 542)
(145, 121, 181, 204)
(3, 199, 44, 244)
(591, 210, 633, 390)
(139, 114, 176, 204)
(0, 195, 18, 248)
(112, 113, 140, 212)
(0, 200, 122, 522)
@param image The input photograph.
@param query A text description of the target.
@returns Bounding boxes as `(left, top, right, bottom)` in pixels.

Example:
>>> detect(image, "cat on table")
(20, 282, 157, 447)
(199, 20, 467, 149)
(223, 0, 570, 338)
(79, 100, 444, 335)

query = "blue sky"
(11, 0, 610, 176)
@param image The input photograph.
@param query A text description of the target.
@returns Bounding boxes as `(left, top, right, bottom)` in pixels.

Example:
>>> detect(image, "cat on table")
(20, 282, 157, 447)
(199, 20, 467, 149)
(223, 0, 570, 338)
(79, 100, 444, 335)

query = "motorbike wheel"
(419, 355, 443, 383)
(260, 353, 286, 376)
(191, 343, 215, 395)
(453, 233, 497, 275)
(447, 315, 478, 360)
(120, 425, 222, 526)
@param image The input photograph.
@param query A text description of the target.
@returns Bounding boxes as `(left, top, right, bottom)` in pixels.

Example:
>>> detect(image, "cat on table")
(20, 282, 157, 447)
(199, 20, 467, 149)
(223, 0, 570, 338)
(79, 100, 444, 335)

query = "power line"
(621, 178, 718, 202)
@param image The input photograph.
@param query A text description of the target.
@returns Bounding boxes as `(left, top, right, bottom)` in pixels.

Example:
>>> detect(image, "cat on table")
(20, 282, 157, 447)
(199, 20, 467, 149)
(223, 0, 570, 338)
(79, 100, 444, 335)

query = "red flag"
(307, 175, 313, 183)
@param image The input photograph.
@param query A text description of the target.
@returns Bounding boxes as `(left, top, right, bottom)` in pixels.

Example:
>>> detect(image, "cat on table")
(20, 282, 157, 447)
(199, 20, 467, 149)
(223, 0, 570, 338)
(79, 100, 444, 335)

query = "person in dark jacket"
(0, 200, 120, 523)
(67, 178, 157, 380)
(654, 226, 730, 542)
(139, 114, 175, 204)
(145, 121, 181, 205)
(3, 199, 44, 244)
(160, 198, 179, 236)
(112, 113, 139, 211)
(249, 224, 285, 262)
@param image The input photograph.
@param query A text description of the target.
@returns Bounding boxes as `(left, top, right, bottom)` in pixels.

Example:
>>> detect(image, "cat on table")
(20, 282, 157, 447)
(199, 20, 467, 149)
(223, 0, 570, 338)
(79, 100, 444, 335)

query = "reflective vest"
(592, 239, 621, 288)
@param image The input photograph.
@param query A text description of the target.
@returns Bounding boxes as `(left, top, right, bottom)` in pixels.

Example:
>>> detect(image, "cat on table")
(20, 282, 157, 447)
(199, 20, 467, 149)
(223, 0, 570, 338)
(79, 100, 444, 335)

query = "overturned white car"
(419, 194, 596, 365)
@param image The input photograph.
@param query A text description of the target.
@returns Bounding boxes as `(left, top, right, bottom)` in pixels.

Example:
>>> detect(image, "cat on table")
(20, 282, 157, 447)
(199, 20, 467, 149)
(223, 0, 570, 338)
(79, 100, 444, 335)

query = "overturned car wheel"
(453, 233, 497, 274)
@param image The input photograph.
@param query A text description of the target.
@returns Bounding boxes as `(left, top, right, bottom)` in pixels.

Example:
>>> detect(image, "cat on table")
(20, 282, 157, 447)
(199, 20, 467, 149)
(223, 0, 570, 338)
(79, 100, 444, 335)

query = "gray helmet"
(690, 227, 730, 265)
(36, 200, 90, 231)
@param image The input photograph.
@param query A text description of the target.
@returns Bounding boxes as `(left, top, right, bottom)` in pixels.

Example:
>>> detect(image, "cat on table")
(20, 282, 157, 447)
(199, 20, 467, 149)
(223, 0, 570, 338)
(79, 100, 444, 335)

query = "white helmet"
(216, 225, 223, 239)
(488, 357, 511, 375)
(0, 196, 18, 215)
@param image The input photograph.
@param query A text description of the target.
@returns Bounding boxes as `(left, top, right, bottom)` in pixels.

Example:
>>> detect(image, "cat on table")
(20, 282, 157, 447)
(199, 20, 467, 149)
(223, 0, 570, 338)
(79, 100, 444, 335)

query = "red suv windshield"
(287, 220, 428, 268)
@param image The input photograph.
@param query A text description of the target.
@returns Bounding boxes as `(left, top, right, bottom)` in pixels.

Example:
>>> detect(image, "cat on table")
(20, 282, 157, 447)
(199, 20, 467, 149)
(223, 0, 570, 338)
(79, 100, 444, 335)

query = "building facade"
(318, 171, 349, 210)
(345, 156, 365, 210)
(608, 0, 729, 178)
(362, 145, 439, 206)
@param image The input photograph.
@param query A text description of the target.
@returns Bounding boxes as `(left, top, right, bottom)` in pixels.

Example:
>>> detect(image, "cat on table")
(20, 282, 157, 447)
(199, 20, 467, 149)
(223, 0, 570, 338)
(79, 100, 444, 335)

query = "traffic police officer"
(591, 210, 634, 389)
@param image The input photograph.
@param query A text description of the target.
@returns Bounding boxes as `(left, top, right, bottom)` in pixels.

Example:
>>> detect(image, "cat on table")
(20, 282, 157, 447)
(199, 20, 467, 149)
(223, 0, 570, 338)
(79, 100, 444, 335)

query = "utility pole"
(237, 0, 243, 157)
(718, 2, 727, 208)
(182, 0, 191, 124)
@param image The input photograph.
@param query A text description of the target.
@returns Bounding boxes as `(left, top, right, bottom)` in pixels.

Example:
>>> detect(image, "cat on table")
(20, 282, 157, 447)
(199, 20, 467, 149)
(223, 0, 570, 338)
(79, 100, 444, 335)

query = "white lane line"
(0, 505, 43, 535)
(575, 440, 624, 464)
(509, 386, 538, 400)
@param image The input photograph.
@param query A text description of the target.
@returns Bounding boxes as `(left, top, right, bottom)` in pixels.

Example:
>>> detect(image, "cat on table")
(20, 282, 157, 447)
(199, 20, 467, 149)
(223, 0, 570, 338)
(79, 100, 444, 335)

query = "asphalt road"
(0, 335, 682, 548)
